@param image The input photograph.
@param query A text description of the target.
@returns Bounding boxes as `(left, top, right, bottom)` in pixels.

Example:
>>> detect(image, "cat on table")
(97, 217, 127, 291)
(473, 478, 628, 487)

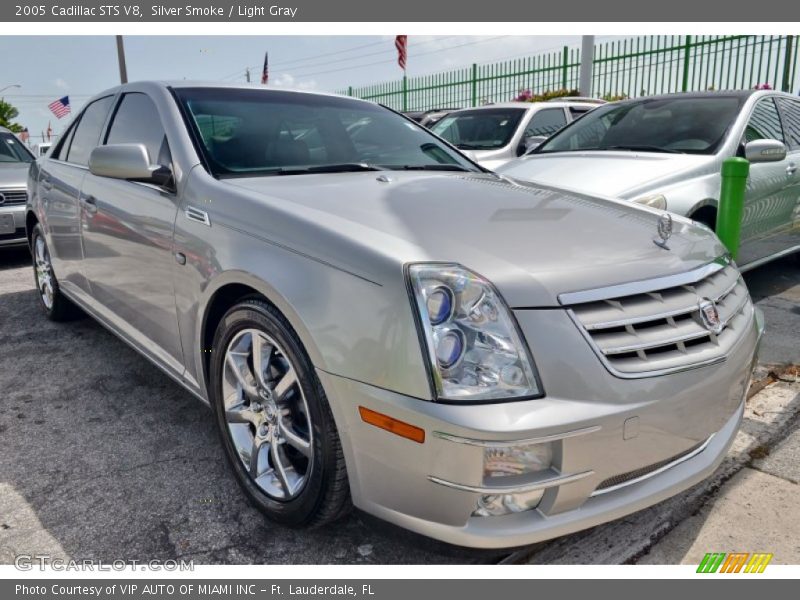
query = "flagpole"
(116, 35, 128, 84)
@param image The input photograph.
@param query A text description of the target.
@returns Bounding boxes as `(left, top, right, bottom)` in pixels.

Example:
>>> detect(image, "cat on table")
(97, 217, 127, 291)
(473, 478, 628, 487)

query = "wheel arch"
(687, 200, 719, 231)
(197, 272, 326, 395)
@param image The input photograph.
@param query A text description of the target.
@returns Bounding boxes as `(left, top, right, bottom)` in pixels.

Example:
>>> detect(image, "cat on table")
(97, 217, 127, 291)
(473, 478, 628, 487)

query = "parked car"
(27, 82, 762, 548)
(430, 100, 601, 169)
(34, 142, 52, 156)
(498, 91, 800, 269)
(403, 108, 458, 129)
(0, 125, 35, 247)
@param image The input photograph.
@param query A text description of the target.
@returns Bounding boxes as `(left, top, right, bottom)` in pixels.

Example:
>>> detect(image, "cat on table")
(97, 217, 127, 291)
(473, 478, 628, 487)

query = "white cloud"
(271, 72, 318, 91)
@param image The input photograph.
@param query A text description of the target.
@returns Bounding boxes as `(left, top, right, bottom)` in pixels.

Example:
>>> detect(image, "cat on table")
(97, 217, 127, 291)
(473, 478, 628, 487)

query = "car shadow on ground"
(0, 247, 30, 271)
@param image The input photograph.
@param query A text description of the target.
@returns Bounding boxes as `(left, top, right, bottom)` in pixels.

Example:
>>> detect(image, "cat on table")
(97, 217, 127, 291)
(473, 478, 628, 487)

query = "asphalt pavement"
(0, 245, 798, 565)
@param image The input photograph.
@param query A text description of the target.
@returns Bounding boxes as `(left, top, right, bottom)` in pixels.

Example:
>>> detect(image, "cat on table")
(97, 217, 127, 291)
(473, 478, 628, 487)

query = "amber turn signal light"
(358, 406, 425, 444)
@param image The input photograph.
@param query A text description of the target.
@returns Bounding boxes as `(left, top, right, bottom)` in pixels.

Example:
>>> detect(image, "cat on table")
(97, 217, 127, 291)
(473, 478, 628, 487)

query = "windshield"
(0, 132, 34, 163)
(534, 96, 746, 155)
(431, 108, 526, 150)
(174, 88, 478, 177)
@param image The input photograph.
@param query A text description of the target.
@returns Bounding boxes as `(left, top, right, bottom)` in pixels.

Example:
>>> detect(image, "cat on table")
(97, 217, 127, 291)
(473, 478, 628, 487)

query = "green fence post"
(716, 157, 750, 259)
(561, 46, 569, 89)
(470, 63, 478, 107)
(781, 35, 795, 92)
(347, 86, 353, 97)
(402, 75, 408, 112)
(681, 35, 692, 91)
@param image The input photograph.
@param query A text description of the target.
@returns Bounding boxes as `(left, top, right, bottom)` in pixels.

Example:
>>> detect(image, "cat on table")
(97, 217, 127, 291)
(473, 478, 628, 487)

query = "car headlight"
(633, 193, 667, 210)
(407, 264, 542, 402)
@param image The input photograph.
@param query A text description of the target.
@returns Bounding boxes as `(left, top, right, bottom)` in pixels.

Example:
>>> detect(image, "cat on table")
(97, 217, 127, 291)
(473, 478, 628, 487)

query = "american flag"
(260, 52, 269, 85)
(48, 96, 71, 119)
(395, 35, 408, 71)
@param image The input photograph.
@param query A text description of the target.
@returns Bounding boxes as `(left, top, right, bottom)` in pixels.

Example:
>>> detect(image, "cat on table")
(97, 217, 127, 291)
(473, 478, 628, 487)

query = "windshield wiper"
(455, 143, 483, 150)
(603, 145, 685, 154)
(392, 164, 472, 172)
(271, 163, 387, 175)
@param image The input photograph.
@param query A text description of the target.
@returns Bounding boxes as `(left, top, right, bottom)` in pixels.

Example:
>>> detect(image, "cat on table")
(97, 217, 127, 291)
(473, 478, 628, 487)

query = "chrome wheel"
(222, 328, 313, 501)
(34, 236, 54, 310)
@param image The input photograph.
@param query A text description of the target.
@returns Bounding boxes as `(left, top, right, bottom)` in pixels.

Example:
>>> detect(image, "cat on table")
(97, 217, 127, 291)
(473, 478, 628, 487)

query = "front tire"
(210, 299, 351, 527)
(31, 224, 80, 321)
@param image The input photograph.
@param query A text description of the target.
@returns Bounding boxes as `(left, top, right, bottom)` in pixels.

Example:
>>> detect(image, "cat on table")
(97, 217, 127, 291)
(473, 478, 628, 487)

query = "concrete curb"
(501, 378, 800, 564)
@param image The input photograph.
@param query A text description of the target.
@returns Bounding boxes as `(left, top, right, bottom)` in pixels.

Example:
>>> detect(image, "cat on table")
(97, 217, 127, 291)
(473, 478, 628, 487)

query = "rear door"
(38, 96, 114, 295)
(79, 92, 184, 375)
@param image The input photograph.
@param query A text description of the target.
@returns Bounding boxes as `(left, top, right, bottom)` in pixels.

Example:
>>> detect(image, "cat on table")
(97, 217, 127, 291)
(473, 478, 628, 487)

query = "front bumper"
(0, 203, 27, 247)
(318, 305, 762, 549)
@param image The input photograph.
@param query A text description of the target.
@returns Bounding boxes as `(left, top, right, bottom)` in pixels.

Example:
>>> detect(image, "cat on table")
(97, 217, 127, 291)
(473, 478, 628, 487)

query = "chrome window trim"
(428, 469, 594, 495)
(432, 425, 601, 448)
(558, 256, 731, 306)
(590, 434, 715, 497)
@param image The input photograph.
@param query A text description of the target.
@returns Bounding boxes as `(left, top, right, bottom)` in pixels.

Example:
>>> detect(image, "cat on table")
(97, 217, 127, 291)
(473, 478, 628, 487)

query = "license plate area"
(0, 213, 16, 235)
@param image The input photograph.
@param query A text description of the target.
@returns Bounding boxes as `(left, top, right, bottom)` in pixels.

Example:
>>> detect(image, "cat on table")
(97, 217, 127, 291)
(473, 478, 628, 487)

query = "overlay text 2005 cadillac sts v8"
(26, 82, 763, 549)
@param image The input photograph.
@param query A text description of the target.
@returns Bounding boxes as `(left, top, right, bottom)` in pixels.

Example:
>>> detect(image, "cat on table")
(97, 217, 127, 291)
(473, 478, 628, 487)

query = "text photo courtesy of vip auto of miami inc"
(0, 25, 799, 581)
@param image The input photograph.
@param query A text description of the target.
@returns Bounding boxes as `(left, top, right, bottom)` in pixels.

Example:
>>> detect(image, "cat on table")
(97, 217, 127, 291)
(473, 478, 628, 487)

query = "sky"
(0, 35, 616, 143)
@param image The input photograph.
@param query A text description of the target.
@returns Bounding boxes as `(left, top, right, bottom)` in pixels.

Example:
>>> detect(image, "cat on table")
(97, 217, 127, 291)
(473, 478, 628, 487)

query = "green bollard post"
(715, 157, 750, 260)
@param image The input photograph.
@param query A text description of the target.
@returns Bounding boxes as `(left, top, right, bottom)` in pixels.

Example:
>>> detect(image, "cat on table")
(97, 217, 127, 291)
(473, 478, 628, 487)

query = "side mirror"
(520, 135, 547, 155)
(89, 143, 173, 187)
(744, 139, 787, 164)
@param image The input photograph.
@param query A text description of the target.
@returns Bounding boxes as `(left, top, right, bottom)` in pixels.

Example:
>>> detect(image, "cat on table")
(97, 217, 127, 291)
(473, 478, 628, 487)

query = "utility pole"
(579, 35, 594, 96)
(245, 68, 251, 83)
(116, 35, 128, 84)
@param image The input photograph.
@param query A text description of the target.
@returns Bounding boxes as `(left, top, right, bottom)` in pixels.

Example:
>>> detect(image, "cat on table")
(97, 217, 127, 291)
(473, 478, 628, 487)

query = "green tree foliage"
(0, 99, 24, 133)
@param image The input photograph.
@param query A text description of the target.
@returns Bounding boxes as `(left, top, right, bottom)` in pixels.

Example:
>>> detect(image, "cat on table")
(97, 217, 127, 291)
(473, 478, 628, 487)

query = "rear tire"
(210, 298, 351, 528)
(30, 224, 81, 321)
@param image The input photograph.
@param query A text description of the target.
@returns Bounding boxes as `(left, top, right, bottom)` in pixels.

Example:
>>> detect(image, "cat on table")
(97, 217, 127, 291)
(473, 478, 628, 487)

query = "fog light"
(472, 489, 545, 517)
(483, 442, 553, 479)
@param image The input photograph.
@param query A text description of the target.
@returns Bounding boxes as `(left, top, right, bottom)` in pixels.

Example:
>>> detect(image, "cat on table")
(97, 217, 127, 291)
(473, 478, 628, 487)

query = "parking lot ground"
(638, 425, 800, 565)
(1, 246, 798, 565)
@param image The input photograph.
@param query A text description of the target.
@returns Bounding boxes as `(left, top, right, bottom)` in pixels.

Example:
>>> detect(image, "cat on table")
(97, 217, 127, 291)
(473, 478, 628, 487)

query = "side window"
(106, 93, 170, 165)
(51, 120, 78, 161)
(776, 98, 800, 151)
(66, 96, 114, 166)
(743, 98, 784, 144)
(569, 106, 591, 120)
(525, 109, 567, 138)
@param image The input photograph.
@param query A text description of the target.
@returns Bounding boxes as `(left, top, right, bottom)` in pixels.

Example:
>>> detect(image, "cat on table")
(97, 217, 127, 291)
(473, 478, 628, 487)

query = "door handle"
(82, 195, 98, 215)
(788, 163, 798, 176)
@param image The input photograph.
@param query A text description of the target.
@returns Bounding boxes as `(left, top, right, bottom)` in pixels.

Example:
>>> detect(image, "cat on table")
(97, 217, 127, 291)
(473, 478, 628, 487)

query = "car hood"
(0, 162, 31, 188)
(497, 151, 715, 199)
(226, 171, 725, 307)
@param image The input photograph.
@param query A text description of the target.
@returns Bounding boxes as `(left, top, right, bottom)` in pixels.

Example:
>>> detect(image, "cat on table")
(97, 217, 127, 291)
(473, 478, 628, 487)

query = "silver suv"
(498, 91, 800, 269)
(0, 125, 35, 247)
(27, 82, 762, 548)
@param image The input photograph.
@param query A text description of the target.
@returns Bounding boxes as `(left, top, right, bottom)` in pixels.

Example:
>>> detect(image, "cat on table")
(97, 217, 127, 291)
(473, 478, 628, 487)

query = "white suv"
(431, 99, 603, 169)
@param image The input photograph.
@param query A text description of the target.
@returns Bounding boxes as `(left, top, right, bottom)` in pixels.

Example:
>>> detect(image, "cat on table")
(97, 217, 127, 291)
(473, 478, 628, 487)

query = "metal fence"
(338, 35, 799, 111)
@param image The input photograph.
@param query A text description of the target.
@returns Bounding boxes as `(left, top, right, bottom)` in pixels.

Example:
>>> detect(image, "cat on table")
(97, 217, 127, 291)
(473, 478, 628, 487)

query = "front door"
(739, 96, 797, 264)
(79, 92, 184, 375)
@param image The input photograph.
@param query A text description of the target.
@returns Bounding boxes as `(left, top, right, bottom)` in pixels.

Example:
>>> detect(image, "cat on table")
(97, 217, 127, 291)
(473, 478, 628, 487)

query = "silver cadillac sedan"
(26, 82, 762, 549)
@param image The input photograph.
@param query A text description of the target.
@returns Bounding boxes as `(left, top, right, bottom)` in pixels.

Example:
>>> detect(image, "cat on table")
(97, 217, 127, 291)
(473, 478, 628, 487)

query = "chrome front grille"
(564, 260, 753, 377)
(0, 190, 27, 206)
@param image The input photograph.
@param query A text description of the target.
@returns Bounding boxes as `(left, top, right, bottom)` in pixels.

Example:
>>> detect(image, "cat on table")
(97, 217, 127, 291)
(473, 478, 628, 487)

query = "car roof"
(445, 100, 599, 112)
(0, 126, 12, 133)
